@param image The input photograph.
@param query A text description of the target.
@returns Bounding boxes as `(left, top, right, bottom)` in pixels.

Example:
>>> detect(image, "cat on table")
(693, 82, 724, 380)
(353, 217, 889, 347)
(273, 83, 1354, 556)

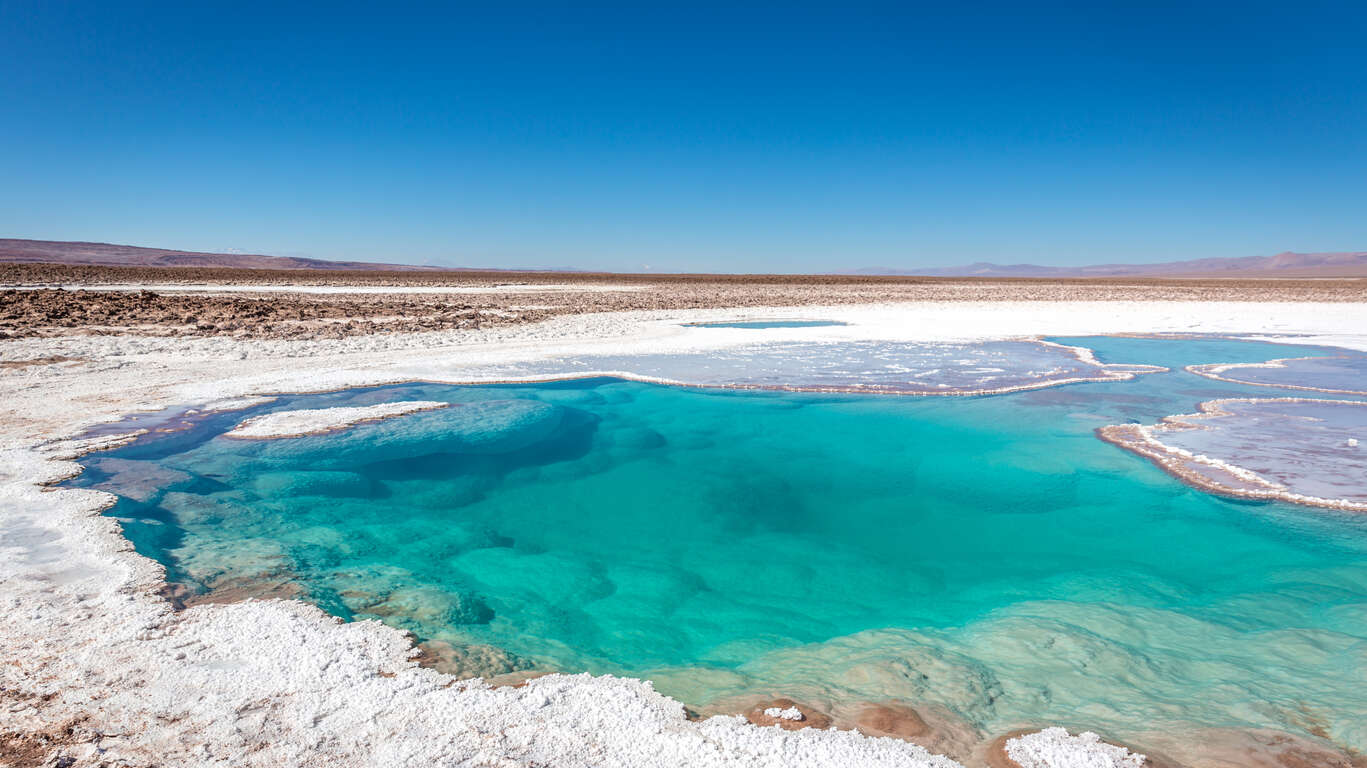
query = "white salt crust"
(224, 401, 450, 438)
(4, 300, 1367, 767)
(1187, 356, 1367, 396)
(765, 706, 806, 721)
(1098, 397, 1367, 512)
(1005, 729, 1146, 768)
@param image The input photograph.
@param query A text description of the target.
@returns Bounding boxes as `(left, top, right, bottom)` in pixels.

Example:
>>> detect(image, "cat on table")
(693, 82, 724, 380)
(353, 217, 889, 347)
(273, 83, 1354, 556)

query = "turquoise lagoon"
(71, 336, 1367, 751)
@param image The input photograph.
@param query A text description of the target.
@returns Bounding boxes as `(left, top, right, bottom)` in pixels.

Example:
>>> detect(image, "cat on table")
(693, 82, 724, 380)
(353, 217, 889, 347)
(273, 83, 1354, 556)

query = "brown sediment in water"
(1167, 729, 1366, 768)
(153, 560, 311, 611)
(168, 572, 544, 685)
(411, 639, 537, 681)
(178, 576, 309, 608)
(1097, 397, 1367, 513)
(718, 695, 977, 761)
(87, 457, 192, 502)
(853, 702, 930, 740)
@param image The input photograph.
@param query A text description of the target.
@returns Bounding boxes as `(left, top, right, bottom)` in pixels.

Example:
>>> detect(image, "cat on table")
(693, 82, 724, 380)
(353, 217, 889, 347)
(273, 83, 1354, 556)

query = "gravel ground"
(2, 264, 1363, 340)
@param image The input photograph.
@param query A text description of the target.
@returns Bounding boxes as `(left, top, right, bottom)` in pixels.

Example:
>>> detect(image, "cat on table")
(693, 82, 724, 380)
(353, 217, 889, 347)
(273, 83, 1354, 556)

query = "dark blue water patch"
(684, 320, 848, 329)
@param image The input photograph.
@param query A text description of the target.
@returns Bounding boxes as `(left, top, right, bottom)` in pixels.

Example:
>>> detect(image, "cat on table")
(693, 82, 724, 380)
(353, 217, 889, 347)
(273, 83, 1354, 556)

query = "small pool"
(684, 319, 848, 329)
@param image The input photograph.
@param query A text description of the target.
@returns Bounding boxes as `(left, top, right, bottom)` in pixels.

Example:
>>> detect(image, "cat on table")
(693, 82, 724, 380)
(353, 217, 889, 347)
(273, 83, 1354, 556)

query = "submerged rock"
(744, 698, 833, 731)
(87, 457, 192, 502)
(855, 703, 930, 740)
(414, 639, 534, 679)
(242, 399, 566, 467)
(184, 575, 309, 607)
(224, 401, 451, 439)
(252, 470, 375, 498)
(362, 585, 494, 627)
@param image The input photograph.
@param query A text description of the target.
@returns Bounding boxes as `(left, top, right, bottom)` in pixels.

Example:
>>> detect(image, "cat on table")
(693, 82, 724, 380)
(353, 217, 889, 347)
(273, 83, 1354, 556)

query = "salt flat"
(3, 299, 1366, 768)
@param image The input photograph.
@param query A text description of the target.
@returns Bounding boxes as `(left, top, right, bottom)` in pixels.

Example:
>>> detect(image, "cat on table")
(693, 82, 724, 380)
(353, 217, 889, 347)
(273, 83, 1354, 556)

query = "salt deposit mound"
(237, 399, 566, 466)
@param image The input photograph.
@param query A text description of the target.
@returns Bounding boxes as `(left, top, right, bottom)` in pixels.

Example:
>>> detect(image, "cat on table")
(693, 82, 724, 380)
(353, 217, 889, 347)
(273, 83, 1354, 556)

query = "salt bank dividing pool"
(69, 336, 1367, 755)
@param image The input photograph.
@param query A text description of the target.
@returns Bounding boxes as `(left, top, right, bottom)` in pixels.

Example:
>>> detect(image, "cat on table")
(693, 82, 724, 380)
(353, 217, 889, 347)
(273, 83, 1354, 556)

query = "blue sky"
(2, 1, 1364, 272)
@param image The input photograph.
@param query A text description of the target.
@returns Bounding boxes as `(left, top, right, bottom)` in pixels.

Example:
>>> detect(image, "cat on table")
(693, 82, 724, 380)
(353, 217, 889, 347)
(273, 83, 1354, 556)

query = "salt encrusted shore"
(1004, 729, 1147, 768)
(1187, 356, 1367, 396)
(223, 400, 451, 439)
(1098, 397, 1367, 512)
(418, 338, 1167, 398)
(5, 300, 1367, 767)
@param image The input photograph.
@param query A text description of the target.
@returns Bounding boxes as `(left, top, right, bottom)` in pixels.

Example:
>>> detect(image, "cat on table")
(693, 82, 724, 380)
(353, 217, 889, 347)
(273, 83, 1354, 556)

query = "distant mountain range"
(851, 251, 1367, 278)
(2, 238, 1365, 277)
(0, 239, 451, 271)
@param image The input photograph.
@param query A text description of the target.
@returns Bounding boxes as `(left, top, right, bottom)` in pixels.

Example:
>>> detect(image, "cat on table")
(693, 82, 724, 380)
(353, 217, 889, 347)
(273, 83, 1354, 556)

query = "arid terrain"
(6, 238, 1367, 278)
(4, 265, 1367, 768)
(2, 263, 1362, 340)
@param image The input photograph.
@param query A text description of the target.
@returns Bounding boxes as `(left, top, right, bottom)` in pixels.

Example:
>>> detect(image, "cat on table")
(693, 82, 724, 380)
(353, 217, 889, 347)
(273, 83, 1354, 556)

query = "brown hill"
(0, 239, 450, 271)
(853, 251, 1367, 278)
(6, 238, 1365, 278)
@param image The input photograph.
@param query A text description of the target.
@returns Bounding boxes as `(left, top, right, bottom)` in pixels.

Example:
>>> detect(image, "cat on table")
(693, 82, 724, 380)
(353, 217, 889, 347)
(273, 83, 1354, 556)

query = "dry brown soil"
(2, 264, 1362, 340)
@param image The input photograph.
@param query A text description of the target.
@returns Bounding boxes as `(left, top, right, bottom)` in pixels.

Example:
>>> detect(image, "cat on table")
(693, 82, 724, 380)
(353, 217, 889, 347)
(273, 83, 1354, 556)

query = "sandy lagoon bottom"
(69, 336, 1367, 756)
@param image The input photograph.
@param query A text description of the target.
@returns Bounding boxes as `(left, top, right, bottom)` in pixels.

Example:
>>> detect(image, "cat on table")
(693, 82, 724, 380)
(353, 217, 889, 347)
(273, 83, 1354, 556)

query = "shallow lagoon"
(1193, 352, 1367, 395)
(72, 336, 1367, 752)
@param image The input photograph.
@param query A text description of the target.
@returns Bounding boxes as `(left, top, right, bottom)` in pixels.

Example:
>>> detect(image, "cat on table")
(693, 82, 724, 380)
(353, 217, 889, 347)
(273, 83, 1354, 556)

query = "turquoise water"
(71, 336, 1367, 750)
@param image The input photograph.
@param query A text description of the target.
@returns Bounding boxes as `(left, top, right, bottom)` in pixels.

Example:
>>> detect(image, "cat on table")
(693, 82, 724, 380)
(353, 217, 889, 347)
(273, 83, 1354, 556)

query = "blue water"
(70, 336, 1367, 751)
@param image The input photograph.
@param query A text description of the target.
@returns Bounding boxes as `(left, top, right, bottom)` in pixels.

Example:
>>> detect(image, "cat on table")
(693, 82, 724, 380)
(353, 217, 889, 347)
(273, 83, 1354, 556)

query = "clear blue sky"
(2, 1, 1364, 272)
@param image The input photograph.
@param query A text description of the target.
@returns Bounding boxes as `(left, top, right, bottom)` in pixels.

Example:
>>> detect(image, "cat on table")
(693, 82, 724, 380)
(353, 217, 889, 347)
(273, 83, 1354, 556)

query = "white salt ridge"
(764, 706, 805, 721)
(1187, 354, 1367, 396)
(4, 300, 1367, 766)
(197, 395, 278, 412)
(224, 401, 450, 438)
(1006, 728, 1146, 768)
(1099, 398, 1367, 512)
(451, 339, 1167, 398)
